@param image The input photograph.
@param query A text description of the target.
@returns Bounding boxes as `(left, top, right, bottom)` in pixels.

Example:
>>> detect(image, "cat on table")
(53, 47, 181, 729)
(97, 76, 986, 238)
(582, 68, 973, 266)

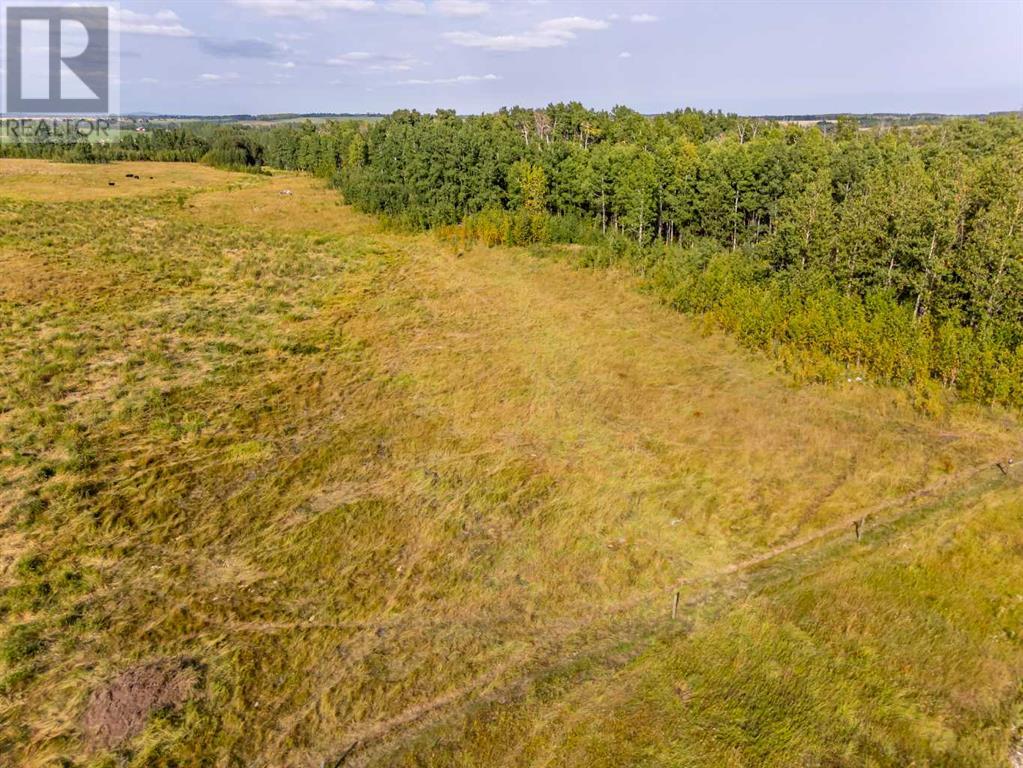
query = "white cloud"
(398, 73, 498, 85)
(445, 15, 607, 51)
(117, 9, 193, 37)
(618, 51, 631, 58)
(630, 13, 657, 23)
(140, 77, 160, 84)
(433, 0, 489, 16)
(272, 61, 298, 69)
(232, 0, 375, 19)
(444, 31, 560, 51)
(385, 0, 427, 13)
(536, 16, 608, 36)
(198, 72, 241, 82)
(327, 51, 418, 71)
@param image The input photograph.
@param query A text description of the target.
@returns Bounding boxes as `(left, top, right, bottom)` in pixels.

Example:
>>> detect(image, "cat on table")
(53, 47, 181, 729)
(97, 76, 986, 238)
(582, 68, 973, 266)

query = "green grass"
(0, 161, 1020, 767)
(392, 483, 1022, 767)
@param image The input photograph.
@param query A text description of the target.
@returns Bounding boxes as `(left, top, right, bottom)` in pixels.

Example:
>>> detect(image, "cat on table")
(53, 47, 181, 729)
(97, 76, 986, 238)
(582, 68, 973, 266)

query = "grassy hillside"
(0, 160, 1020, 767)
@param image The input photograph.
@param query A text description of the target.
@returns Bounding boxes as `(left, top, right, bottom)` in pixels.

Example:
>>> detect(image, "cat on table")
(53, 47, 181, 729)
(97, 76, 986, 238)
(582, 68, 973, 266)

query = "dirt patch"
(82, 658, 202, 750)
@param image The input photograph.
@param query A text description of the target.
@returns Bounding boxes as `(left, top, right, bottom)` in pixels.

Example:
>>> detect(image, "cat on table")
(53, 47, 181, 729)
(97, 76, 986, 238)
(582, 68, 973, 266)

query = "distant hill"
(120, 112, 385, 124)
(120, 109, 1019, 124)
(759, 110, 1021, 126)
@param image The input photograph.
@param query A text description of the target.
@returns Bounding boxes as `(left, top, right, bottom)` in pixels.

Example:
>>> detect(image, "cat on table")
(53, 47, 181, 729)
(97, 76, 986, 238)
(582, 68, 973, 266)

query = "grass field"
(0, 159, 1021, 767)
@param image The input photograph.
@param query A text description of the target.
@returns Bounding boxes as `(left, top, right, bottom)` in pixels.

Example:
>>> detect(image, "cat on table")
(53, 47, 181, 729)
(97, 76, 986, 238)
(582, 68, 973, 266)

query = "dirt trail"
(332, 456, 1021, 767)
(663, 453, 1021, 594)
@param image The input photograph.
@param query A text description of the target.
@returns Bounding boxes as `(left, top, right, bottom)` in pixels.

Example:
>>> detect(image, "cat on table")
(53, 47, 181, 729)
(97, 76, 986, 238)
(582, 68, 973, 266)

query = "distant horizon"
(117, 107, 1021, 120)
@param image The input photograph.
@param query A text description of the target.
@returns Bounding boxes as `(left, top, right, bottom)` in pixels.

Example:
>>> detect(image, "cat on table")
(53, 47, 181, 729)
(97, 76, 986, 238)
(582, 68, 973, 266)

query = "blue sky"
(112, 0, 1021, 115)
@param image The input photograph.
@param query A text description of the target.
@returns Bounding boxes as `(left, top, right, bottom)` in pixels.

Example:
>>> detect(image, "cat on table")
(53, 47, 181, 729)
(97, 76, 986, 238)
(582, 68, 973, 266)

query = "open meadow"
(1, 160, 1021, 767)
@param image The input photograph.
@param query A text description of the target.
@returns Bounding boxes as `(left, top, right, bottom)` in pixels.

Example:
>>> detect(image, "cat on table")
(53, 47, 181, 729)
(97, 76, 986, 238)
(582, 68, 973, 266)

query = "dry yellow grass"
(0, 161, 1020, 768)
(188, 171, 381, 237)
(0, 159, 249, 201)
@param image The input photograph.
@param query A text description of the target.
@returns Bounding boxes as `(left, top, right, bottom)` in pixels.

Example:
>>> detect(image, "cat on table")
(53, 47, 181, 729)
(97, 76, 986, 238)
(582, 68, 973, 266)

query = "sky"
(104, 0, 1023, 115)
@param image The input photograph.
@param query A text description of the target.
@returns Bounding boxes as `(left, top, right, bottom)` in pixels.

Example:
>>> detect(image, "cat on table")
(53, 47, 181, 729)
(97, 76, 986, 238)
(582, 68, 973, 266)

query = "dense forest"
(4, 106, 1021, 410)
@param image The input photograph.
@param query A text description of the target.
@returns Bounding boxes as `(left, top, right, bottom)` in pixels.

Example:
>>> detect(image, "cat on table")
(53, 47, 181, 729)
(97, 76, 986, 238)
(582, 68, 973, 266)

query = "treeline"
(0, 125, 208, 163)
(332, 105, 1022, 412)
(3, 106, 1020, 410)
(0, 120, 359, 173)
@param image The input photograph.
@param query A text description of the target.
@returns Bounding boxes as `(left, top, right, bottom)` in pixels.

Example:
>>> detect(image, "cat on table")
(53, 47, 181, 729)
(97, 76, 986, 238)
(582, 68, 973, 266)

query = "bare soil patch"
(81, 658, 202, 750)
